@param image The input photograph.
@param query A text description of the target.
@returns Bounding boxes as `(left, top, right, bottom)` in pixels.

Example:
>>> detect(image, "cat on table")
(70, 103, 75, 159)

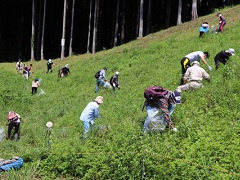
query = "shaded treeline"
(0, 0, 239, 62)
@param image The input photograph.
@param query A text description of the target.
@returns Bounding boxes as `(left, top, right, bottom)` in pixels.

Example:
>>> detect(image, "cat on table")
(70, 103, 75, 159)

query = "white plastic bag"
(0, 126, 5, 142)
(104, 81, 111, 89)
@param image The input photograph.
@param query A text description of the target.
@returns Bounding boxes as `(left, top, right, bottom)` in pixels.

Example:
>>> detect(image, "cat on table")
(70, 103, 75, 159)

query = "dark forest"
(0, 0, 239, 62)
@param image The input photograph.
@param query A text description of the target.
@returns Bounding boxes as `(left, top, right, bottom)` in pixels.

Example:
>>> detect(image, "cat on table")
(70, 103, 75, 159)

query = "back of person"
(186, 64, 209, 82)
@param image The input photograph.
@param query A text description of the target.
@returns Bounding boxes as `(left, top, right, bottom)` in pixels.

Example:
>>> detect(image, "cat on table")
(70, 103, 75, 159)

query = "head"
(225, 48, 235, 56)
(170, 91, 181, 104)
(30, 64, 32, 67)
(35, 78, 39, 82)
(217, 12, 221, 17)
(103, 67, 107, 71)
(203, 52, 210, 58)
(115, 71, 120, 76)
(8, 111, 14, 114)
(94, 96, 103, 104)
(49, 59, 52, 62)
(65, 64, 69, 68)
(192, 61, 200, 66)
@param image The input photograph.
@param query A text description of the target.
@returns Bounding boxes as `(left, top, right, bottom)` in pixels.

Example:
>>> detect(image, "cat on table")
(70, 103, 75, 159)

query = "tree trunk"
(41, 0, 47, 60)
(146, 0, 152, 35)
(114, 0, 120, 47)
(138, 0, 144, 38)
(191, 0, 198, 20)
(166, 0, 172, 28)
(61, 0, 67, 60)
(177, 0, 182, 25)
(31, 0, 35, 61)
(87, 0, 93, 53)
(69, 0, 76, 57)
(92, 0, 99, 54)
(120, 0, 125, 44)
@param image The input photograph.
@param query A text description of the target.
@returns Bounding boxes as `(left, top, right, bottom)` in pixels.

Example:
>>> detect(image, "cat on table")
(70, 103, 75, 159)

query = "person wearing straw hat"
(214, 48, 235, 69)
(176, 61, 210, 92)
(80, 96, 103, 137)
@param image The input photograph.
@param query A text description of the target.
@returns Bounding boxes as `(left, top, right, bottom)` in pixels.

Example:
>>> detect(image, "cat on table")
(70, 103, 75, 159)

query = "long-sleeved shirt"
(184, 64, 210, 82)
(214, 51, 231, 64)
(80, 101, 100, 123)
(99, 69, 106, 80)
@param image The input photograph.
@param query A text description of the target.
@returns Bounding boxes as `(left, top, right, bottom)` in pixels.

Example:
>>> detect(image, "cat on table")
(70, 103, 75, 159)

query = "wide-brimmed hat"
(225, 48, 235, 56)
(171, 91, 181, 104)
(192, 61, 200, 65)
(95, 96, 103, 104)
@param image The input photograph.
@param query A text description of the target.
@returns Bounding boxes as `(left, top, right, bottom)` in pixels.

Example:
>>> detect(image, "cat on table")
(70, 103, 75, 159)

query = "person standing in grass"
(217, 12, 226, 32)
(27, 64, 33, 77)
(110, 71, 120, 92)
(214, 48, 235, 69)
(176, 61, 210, 92)
(180, 51, 211, 85)
(6, 111, 21, 141)
(142, 87, 181, 133)
(80, 96, 103, 137)
(95, 67, 107, 93)
(16, 59, 23, 74)
(31, 78, 40, 95)
(46, 59, 53, 73)
(22, 64, 29, 80)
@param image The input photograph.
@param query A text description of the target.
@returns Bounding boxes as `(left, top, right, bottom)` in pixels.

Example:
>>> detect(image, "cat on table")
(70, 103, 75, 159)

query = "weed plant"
(1, 5, 240, 179)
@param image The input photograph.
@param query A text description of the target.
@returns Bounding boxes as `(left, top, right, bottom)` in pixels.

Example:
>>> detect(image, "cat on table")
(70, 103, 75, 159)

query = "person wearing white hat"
(176, 61, 210, 92)
(46, 59, 54, 73)
(214, 48, 235, 69)
(110, 71, 120, 92)
(80, 96, 103, 137)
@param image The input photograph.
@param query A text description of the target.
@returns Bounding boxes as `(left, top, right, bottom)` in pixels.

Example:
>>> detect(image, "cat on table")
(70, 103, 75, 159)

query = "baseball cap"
(171, 91, 181, 104)
(95, 96, 103, 104)
(225, 48, 235, 56)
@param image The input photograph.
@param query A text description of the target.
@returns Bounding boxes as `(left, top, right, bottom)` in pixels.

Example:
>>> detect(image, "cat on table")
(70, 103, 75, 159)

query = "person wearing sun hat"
(214, 48, 235, 69)
(80, 96, 103, 137)
(143, 88, 181, 133)
(110, 71, 120, 92)
(176, 61, 210, 92)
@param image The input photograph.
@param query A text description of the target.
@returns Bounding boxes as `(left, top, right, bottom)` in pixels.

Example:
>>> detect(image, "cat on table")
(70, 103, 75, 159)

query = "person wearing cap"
(214, 48, 235, 69)
(176, 61, 210, 92)
(59, 64, 70, 77)
(80, 96, 103, 137)
(110, 71, 120, 92)
(180, 51, 211, 85)
(95, 67, 107, 93)
(143, 89, 181, 133)
(217, 13, 226, 32)
(6, 111, 21, 141)
(31, 78, 40, 95)
(199, 22, 209, 37)
(46, 59, 54, 73)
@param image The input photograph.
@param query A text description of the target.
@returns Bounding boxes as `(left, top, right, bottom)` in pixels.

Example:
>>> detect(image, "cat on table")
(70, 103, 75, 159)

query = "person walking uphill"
(110, 71, 120, 92)
(176, 61, 210, 92)
(95, 67, 107, 93)
(31, 78, 40, 95)
(217, 12, 226, 32)
(142, 86, 181, 133)
(46, 59, 53, 73)
(6, 111, 21, 141)
(80, 96, 103, 138)
(180, 51, 211, 85)
(214, 48, 235, 69)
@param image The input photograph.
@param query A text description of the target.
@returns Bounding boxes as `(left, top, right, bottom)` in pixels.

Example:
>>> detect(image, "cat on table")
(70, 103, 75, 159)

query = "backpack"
(8, 112, 18, 122)
(94, 71, 101, 79)
(144, 86, 168, 103)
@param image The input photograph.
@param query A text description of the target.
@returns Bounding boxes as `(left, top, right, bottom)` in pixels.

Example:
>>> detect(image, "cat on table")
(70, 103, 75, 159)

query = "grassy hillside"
(1, 5, 240, 179)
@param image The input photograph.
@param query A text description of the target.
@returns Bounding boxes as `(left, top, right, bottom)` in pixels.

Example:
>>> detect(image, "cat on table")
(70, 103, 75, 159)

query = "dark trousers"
(32, 87, 38, 95)
(180, 57, 190, 85)
(7, 122, 20, 140)
(214, 58, 226, 69)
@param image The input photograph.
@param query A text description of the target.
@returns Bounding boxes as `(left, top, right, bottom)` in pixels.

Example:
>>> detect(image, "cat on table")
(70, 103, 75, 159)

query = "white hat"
(49, 59, 52, 62)
(192, 61, 200, 65)
(65, 64, 69, 67)
(225, 48, 235, 56)
(115, 71, 120, 75)
(46, 121, 53, 128)
(95, 96, 103, 104)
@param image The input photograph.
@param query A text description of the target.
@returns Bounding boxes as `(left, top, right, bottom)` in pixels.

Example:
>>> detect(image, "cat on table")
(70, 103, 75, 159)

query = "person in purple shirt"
(217, 12, 226, 32)
(80, 96, 103, 137)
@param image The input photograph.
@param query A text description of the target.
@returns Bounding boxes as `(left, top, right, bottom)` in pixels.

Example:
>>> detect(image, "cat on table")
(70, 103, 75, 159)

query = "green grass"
(1, 5, 240, 179)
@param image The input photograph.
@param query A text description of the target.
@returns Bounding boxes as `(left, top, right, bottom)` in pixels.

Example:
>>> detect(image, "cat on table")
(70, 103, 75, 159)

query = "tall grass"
(1, 5, 240, 179)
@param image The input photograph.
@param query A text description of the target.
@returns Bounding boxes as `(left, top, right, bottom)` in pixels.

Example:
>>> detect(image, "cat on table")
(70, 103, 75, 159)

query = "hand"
(208, 66, 212, 71)
(173, 128, 177, 132)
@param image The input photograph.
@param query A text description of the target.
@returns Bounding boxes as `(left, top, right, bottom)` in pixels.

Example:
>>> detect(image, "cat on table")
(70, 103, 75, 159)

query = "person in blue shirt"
(80, 96, 103, 137)
(95, 67, 107, 92)
(199, 22, 209, 37)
